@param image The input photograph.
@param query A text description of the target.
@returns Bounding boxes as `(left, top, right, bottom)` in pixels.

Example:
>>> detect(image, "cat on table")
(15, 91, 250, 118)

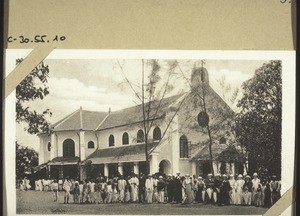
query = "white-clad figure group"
(19, 171, 281, 209)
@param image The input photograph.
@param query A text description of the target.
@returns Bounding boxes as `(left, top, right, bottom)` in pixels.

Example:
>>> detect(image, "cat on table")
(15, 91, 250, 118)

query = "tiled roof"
(84, 143, 156, 164)
(33, 162, 48, 172)
(49, 85, 232, 133)
(96, 94, 185, 131)
(48, 156, 80, 165)
(191, 144, 244, 161)
(51, 109, 108, 131)
(50, 94, 185, 132)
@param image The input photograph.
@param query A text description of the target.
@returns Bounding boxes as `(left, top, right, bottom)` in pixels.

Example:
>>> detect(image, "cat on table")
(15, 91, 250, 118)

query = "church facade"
(37, 67, 246, 180)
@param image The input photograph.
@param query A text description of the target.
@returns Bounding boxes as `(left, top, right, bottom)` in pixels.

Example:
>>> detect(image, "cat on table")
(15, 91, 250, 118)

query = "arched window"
(179, 135, 189, 158)
(219, 137, 227, 144)
(137, 129, 144, 143)
(122, 132, 129, 145)
(47, 142, 51, 152)
(153, 127, 161, 141)
(88, 141, 95, 149)
(63, 139, 75, 157)
(109, 135, 115, 147)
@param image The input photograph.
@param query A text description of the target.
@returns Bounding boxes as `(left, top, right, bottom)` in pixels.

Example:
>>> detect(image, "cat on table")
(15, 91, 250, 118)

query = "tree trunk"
(206, 125, 214, 174)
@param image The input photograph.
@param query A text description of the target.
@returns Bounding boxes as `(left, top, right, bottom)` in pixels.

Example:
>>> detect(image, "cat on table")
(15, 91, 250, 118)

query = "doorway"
(158, 160, 172, 174)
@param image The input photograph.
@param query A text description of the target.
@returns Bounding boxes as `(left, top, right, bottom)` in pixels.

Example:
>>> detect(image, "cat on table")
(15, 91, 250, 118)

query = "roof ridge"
(82, 110, 108, 114)
(113, 93, 185, 113)
(207, 86, 234, 113)
(94, 113, 110, 131)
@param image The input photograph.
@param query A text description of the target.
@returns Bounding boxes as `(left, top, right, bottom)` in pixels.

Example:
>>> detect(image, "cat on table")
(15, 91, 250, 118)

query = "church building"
(36, 67, 246, 180)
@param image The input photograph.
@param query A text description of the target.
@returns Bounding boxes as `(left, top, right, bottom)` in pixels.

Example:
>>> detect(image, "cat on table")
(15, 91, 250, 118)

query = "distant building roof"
(83, 143, 156, 164)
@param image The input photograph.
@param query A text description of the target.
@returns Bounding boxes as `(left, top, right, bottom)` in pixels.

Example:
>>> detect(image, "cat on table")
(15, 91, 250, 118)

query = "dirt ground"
(16, 190, 268, 215)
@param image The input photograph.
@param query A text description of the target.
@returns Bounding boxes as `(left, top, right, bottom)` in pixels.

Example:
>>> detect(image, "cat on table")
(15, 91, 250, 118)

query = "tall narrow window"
(109, 135, 115, 147)
(122, 132, 129, 145)
(137, 129, 144, 143)
(153, 127, 161, 141)
(63, 139, 75, 157)
(88, 141, 95, 149)
(179, 135, 189, 158)
(47, 142, 51, 152)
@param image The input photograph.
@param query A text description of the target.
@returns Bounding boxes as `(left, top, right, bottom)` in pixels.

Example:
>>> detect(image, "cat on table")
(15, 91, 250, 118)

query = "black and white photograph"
(5, 50, 295, 215)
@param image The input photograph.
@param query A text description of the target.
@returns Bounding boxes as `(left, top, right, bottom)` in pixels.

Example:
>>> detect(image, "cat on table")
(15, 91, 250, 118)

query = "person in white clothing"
(145, 174, 154, 203)
(235, 174, 244, 205)
(89, 179, 97, 203)
(38, 179, 43, 191)
(118, 176, 127, 203)
(35, 180, 39, 191)
(63, 177, 72, 204)
(251, 172, 260, 205)
(129, 174, 139, 202)
(228, 174, 236, 205)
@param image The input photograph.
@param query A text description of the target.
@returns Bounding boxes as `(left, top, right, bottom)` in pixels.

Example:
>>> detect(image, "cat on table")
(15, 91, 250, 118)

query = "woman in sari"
(182, 174, 193, 204)
(228, 174, 236, 205)
(235, 174, 244, 205)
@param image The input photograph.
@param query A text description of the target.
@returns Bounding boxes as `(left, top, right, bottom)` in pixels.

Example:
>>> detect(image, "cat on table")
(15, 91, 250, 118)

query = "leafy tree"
(16, 59, 52, 135)
(117, 60, 185, 174)
(16, 142, 38, 180)
(85, 160, 97, 179)
(235, 60, 282, 179)
(177, 60, 238, 174)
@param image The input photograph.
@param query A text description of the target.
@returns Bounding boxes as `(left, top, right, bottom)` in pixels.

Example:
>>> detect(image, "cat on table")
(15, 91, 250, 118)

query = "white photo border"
(4, 49, 296, 216)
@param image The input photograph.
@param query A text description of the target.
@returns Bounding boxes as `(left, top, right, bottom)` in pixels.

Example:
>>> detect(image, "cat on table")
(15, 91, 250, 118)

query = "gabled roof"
(96, 94, 185, 131)
(191, 143, 228, 161)
(49, 83, 232, 133)
(51, 108, 108, 131)
(84, 143, 156, 164)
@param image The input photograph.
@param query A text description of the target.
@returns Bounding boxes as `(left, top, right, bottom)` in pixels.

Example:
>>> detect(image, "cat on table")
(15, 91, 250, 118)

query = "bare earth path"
(16, 190, 268, 215)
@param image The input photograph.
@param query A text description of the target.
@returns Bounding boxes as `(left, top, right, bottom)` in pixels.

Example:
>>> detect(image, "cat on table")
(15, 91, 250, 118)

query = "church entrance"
(63, 165, 78, 179)
(158, 160, 171, 175)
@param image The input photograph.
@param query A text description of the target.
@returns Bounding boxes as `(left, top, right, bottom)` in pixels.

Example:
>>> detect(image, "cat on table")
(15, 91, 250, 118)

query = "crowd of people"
(20, 172, 281, 208)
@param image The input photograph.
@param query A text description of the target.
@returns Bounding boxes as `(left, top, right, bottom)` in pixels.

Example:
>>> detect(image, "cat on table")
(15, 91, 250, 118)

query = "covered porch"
(47, 156, 80, 179)
(81, 143, 155, 180)
(191, 144, 247, 176)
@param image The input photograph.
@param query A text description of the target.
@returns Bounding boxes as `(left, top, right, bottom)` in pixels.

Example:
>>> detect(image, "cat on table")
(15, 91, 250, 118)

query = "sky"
(16, 59, 268, 151)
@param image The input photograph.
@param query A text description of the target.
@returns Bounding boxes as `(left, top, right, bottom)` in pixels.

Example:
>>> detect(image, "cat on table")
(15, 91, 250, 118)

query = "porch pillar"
(218, 162, 222, 173)
(39, 138, 44, 165)
(231, 163, 235, 175)
(79, 131, 85, 160)
(118, 163, 124, 175)
(50, 133, 57, 160)
(191, 161, 197, 176)
(104, 163, 109, 177)
(244, 160, 249, 176)
(150, 153, 159, 174)
(133, 162, 139, 175)
(212, 161, 218, 175)
(48, 165, 51, 178)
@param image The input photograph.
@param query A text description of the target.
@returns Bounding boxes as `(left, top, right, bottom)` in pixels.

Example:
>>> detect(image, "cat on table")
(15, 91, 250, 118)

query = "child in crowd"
(124, 177, 131, 203)
(106, 180, 113, 203)
(89, 179, 97, 204)
(52, 180, 59, 202)
(73, 182, 80, 204)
